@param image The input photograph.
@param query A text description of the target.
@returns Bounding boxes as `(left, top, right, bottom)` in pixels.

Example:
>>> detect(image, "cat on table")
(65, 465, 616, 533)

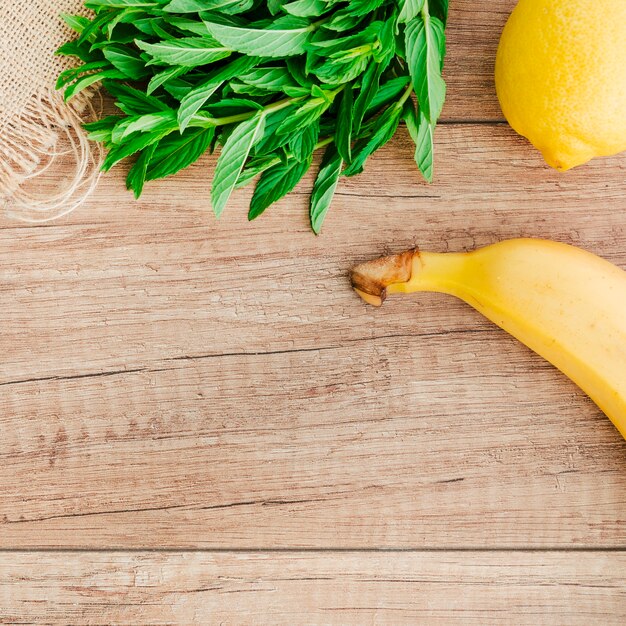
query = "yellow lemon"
(495, 0, 626, 170)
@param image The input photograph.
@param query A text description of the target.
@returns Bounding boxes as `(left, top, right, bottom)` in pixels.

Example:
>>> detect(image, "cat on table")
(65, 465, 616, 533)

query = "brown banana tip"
(350, 249, 417, 307)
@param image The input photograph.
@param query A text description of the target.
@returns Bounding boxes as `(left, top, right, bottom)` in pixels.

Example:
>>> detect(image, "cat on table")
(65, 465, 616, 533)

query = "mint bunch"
(58, 0, 448, 232)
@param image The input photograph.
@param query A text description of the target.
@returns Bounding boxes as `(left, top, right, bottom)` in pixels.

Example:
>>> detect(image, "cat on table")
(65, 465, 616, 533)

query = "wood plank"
(1, 551, 624, 624)
(443, 0, 513, 121)
(2, 0, 625, 552)
(2, 331, 625, 548)
(2, 122, 625, 548)
(2, 125, 625, 383)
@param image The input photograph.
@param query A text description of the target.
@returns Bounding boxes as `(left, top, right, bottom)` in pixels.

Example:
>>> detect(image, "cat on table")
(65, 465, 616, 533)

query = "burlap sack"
(0, 0, 101, 221)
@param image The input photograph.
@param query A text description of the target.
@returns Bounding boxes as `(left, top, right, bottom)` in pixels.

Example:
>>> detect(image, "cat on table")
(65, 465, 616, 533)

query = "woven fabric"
(0, 0, 101, 220)
(0, 0, 90, 132)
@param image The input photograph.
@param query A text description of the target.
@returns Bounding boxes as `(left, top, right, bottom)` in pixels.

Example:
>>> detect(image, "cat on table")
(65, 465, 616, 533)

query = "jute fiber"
(0, 0, 101, 221)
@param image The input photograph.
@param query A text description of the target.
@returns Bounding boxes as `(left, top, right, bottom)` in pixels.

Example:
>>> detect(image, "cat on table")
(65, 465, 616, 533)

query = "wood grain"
(443, 0, 513, 121)
(2, 126, 625, 384)
(2, 123, 625, 548)
(1, 551, 624, 625)
(0, 125, 626, 548)
(1, 0, 625, 620)
(2, 329, 625, 548)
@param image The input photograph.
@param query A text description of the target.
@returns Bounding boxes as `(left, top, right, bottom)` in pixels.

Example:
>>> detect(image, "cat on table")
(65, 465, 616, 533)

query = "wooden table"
(2, 1, 625, 623)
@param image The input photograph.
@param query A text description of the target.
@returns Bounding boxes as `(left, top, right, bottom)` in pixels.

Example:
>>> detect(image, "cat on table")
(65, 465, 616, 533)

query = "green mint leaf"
(64, 69, 126, 101)
(248, 155, 311, 220)
(235, 154, 281, 189)
(164, 0, 255, 13)
(56, 61, 110, 90)
(326, 9, 363, 32)
(104, 81, 172, 114)
(289, 120, 320, 162)
(126, 143, 158, 198)
(253, 105, 299, 155)
(162, 16, 218, 37)
(283, 0, 328, 18)
(84, 115, 124, 143)
(105, 8, 147, 39)
(203, 18, 312, 57)
(111, 111, 177, 144)
(352, 61, 382, 134)
(103, 45, 149, 80)
(429, 0, 449, 26)
(398, 0, 425, 23)
(344, 0, 387, 17)
(60, 0, 449, 232)
(146, 127, 215, 180)
(55, 40, 98, 64)
(178, 55, 261, 131)
(365, 75, 411, 114)
(403, 100, 434, 182)
(335, 86, 353, 163)
(102, 129, 171, 171)
(276, 96, 331, 136)
(343, 104, 401, 176)
(147, 65, 193, 95)
(310, 144, 342, 234)
(404, 11, 446, 123)
(60, 14, 91, 35)
(136, 38, 232, 66)
(178, 81, 224, 132)
(76, 10, 117, 45)
(267, 0, 282, 15)
(85, 0, 160, 7)
(238, 66, 309, 97)
(212, 113, 266, 216)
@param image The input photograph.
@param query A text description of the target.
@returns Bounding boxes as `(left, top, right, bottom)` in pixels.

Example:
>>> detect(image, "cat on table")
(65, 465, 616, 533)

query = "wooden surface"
(1, 0, 625, 622)
(2, 552, 625, 625)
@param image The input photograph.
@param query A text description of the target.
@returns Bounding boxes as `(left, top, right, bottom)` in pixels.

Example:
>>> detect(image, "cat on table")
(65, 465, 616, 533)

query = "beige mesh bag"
(0, 0, 102, 221)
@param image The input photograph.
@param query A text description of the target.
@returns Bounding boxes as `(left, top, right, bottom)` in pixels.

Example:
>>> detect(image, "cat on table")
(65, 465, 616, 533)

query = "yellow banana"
(351, 239, 626, 439)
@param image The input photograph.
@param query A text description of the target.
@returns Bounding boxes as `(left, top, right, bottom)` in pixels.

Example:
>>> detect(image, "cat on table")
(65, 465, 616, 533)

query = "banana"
(351, 239, 626, 439)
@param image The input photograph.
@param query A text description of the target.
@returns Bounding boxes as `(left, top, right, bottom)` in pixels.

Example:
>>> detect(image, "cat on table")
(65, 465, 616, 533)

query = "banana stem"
(350, 249, 468, 305)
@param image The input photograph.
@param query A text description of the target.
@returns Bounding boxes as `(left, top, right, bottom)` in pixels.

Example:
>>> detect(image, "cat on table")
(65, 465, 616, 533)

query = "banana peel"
(351, 239, 626, 439)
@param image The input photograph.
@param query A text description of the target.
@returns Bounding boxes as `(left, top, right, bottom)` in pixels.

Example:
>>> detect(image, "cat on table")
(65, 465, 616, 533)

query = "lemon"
(495, 0, 626, 171)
